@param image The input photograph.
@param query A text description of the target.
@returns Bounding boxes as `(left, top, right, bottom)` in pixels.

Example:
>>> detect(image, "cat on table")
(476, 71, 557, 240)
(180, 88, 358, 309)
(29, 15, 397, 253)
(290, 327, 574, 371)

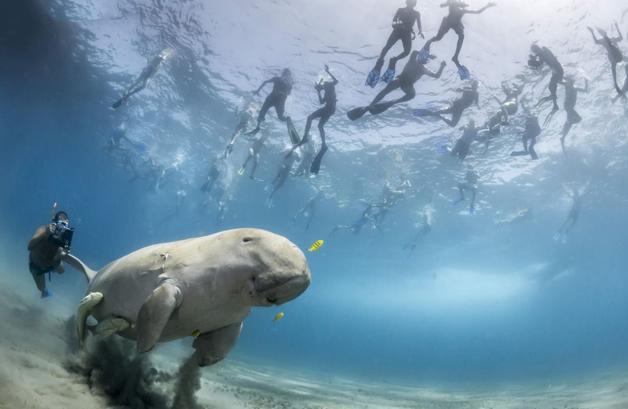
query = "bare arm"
(416, 12, 423, 37)
(316, 86, 325, 104)
(587, 27, 602, 44)
(325, 65, 339, 85)
(254, 79, 274, 94)
(425, 61, 447, 78)
(613, 23, 623, 42)
(28, 225, 49, 251)
(465, 2, 495, 14)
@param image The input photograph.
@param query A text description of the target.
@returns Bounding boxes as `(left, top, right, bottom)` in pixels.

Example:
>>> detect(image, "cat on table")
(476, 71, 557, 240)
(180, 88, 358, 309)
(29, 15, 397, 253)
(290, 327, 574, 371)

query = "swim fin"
(413, 108, 433, 117)
(381, 68, 395, 83)
(457, 65, 471, 80)
(418, 47, 432, 64)
(510, 150, 529, 157)
(368, 102, 393, 115)
(111, 98, 125, 109)
(366, 60, 384, 88)
(347, 107, 368, 121)
(286, 117, 302, 145)
(310, 145, 329, 175)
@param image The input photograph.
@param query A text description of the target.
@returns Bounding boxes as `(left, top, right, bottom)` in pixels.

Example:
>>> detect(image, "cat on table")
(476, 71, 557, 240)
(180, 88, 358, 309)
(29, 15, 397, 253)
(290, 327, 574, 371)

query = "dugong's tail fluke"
(63, 253, 97, 283)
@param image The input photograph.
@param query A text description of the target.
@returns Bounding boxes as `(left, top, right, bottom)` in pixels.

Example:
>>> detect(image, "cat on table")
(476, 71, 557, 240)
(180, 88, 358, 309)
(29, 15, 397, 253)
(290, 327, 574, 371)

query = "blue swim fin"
(41, 289, 52, 298)
(413, 108, 433, 117)
(381, 68, 395, 83)
(366, 60, 384, 88)
(458, 65, 471, 80)
(418, 47, 432, 64)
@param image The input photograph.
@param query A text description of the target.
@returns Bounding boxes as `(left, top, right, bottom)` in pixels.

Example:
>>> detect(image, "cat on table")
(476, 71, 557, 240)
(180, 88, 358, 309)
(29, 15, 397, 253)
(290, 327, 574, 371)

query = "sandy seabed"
(1, 275, 627, 409)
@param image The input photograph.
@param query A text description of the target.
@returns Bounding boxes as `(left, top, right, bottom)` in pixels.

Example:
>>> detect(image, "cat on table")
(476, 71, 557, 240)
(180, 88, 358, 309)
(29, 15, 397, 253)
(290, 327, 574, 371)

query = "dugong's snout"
(257, 265, 311, 306)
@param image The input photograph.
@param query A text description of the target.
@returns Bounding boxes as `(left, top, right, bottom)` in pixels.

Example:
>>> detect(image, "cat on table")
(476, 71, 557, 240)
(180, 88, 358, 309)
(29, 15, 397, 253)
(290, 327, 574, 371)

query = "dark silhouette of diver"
(367, 0, 424, 87)
(350, 52, 446, 121)
(452, 170, 478, 214)
(293, 191, 324, 230)
(247, 69, 294, 136)
(223, 105, 254, 159)
(239, 134, 269, 180)
(287, 65, 338, 175)
(451, 119, 479, 160)
(112, 48, 173, 109)
(511, 107, 541, 160)
(560, 77, 588, 152)
(331, 204, 380, 235)
(419, 0, 496, 79)
(413, 79, 478, 127)
(268, 149, 299, 204)
(403, 211, 432, 255)
(588, 24, 625, 96)
(477, 82, 523, 153)
(528, 44, 564, 124)
(554, 189, 583, 242)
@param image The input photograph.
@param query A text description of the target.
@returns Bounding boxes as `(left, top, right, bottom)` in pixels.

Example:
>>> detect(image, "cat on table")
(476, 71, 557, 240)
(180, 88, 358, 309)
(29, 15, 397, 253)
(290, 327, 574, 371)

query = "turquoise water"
(2, 0, 628, 395)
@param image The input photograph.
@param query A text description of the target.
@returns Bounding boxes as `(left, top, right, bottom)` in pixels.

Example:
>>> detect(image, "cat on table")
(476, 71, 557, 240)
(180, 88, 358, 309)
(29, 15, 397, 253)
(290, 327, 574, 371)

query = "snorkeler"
(587, 24, 625, 96)
(366, 0, 424, 87)
(554, 189, 583, 242)
(288, 65, 338, 175)
(293, 190, 324, 230)
(224, 104, 255, 159)
(419, 0, 496, 79)
(201, 156, 223, 193)
(528, 44, 564, 124)
(331, 204, 380, 235)
(268, 148, 299, 202)
(452, 170, 478, 214)
(349, 52, 446, 120)
(450, 119, 479, 160)
(560, 76, 588, 152)
(112, 48, 173, 109)
(247, 69, 294, 136)
(239, 134, 269, 180)
(28, 210, 74, 298)
(414, 79, 479, 127)
(403, 211, 432, 255)
(511, 109, 541, 160)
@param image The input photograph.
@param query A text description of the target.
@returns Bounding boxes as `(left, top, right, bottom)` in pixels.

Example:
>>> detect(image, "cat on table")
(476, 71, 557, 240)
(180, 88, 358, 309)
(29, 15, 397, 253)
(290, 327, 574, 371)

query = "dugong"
(65, 228, 311, 366)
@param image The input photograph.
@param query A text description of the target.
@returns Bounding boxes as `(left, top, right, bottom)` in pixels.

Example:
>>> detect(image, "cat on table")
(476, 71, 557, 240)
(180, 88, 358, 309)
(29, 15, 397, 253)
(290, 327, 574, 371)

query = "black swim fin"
(347, 107, 368, 121)
(310, 145, 329, 175)
(112, 98, 124, 109)
(510, 150, 529, 157)
(368, 102, 394, 115)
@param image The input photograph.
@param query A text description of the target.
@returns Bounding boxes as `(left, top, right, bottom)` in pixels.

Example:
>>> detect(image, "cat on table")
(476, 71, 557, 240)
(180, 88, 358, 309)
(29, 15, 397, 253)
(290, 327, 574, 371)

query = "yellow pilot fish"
(308, 240, 324, 252)
(273, 312, 285, 322)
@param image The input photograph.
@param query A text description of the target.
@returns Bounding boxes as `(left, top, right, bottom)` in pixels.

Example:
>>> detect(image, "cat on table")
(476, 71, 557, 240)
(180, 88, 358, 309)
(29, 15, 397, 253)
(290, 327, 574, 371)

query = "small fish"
(308, 240, 324, 252)
(191, 329, 200, 337)
(273, 312, 285, 322)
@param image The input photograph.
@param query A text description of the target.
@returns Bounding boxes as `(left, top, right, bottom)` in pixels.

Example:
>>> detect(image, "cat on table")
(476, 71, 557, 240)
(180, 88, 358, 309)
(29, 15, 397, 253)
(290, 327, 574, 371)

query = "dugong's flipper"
(192, 322, 243, 367)
(136, 281, 182, 353)
(77, 292, 103, 348)
(95, 317, 131, 337)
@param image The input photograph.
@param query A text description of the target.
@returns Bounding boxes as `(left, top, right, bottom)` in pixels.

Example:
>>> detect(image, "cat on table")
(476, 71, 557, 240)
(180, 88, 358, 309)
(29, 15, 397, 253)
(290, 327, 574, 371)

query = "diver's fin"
(94, 317, 131, 337)
(347, 107, 368, 121)
(136, 281, 182, 353)
(365, 60, 384, 88)
(63, 253, 97, 283)
(413, 108, 433, 117)
(418, 47, 432, 64)
(368, 102, 393, 115)
(310, 145, 329, 175)
(286, 117, 302, 145)
(457, 65, 471, 80)
(381, 68, 395, 84)
(510, 150, 529, 157)
(77, 292, 104, 348)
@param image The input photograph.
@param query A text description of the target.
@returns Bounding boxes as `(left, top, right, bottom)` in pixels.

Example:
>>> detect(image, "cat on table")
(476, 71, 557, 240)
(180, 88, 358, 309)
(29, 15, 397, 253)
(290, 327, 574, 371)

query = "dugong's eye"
(242, 237, 253, 243)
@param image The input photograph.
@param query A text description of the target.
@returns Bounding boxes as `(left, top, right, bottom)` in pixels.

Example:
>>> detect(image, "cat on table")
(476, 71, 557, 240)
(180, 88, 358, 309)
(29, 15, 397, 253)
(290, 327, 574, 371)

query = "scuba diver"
(112, 48, 173, 109)
(414, 79, 479, 127)
(554, 188, 584, 242)
(27, 209, 74, 298)
(287, 65, 338, 175)
(403, 210, 433, 256)
(293, 190, 325, 230)
(450, 119, 479, 160)
(366, 0, 424, 87)
(560, 76, 588, 152)
(511, 106, 541, 160)
(247, 68, 294, 136)
(452, 170, 478, 214)
(349, 52, 446, 121)
(528, 44, 564, 124)
(238, 133, 268, 180)
(419, 0, 496, 79)
(587, 24, 625, 96)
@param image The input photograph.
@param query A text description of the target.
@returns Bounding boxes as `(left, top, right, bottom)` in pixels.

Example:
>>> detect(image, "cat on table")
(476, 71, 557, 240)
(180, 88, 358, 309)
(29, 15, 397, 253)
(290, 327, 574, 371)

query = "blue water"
(2, 0, 628, 389)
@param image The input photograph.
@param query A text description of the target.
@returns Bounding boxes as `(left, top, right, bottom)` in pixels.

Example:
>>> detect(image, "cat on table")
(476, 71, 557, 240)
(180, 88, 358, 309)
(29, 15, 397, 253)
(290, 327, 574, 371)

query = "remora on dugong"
(64, 228, 311, 366)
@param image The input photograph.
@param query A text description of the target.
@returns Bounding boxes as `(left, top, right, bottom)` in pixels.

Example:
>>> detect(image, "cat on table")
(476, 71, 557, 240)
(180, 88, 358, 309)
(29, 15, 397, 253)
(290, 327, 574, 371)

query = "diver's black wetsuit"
(588, 26, 624, 95)
(249, 74, 293, 135)
(112, 55, 165, 109)
(529, 46, 564, 114)
(429, 82, 479, 127)
(377, 7, 423, 70)
(561, 79, 587, 151)
(511, 115, 541, 160)
(352, 53, 445, 119)
(422, 1, 494, 68)
(451, 123, 478, 160)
